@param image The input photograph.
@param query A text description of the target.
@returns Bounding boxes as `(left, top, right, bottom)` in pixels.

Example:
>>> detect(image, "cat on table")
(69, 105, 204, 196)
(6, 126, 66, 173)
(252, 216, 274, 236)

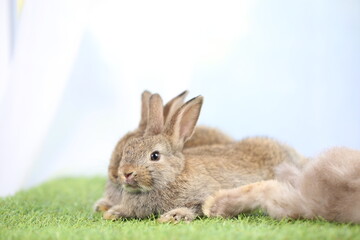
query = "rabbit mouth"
(123, 177, 138, 187)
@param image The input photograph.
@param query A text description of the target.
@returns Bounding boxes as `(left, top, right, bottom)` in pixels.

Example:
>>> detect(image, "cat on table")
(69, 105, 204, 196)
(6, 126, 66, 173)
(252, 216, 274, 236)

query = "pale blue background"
(0, 0, 359, 196)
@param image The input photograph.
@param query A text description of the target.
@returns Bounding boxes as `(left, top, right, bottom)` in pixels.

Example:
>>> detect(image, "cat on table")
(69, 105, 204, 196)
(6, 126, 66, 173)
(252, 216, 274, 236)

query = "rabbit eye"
(150, 151, 160, 161)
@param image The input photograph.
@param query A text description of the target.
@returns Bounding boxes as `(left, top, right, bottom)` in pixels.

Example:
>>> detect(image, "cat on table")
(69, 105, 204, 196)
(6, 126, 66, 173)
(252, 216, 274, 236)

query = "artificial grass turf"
(1, 177, 359, 240)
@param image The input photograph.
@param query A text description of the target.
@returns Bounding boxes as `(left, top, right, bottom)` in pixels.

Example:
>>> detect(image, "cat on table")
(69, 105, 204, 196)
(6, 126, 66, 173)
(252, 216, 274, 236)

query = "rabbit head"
(118, 94, 203, 193)
(108, 90, 189, 183)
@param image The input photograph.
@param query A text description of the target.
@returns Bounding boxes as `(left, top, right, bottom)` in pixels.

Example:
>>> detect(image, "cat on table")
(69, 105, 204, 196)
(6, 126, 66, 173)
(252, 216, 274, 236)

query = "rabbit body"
(95, 91, 234, 212)
(203, 147, 360, 223)
(96, 126, 234, 212)
(100, 95, 305, 222)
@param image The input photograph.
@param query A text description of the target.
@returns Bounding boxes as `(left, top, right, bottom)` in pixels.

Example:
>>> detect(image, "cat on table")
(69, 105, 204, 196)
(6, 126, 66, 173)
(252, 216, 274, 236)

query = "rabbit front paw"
(93, 198, 113, 212)
(158, 208, 196, 223)
(103, 205, 129, 220)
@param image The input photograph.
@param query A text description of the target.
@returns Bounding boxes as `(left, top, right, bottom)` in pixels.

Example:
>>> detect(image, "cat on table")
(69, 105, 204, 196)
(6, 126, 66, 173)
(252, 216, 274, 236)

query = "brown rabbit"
(94, 91, 234, 212)
(203, 147, 360, 223)
(101, 94, 306, 222)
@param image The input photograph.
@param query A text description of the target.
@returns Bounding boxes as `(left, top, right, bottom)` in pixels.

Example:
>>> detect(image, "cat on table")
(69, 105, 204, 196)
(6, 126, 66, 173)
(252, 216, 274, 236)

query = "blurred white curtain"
(0, 0, 89, 196)
(0, 0, 359, 196)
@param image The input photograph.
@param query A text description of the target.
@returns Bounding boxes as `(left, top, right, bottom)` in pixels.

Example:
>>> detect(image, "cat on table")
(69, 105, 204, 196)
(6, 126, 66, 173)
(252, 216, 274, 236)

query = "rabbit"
(203, 147, 360, 223)
(100, 94, 306, 223)
(94, 90, 234, 212)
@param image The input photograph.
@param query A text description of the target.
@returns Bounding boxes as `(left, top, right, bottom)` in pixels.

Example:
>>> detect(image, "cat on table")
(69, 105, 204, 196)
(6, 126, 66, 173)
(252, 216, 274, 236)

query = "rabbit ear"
(138, 90, 152, 131)
(145, 94, 164, 135)
(164, 96, 203, 149)
(163, 90, 189, 125)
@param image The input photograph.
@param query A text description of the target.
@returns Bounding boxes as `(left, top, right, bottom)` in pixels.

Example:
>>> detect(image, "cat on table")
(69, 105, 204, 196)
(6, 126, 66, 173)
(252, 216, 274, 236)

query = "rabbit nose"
(124, 172, 136, 179)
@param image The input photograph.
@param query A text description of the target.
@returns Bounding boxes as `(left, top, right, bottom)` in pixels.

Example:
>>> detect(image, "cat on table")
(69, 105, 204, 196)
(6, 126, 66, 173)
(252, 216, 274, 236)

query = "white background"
(0, 0, 359, 196)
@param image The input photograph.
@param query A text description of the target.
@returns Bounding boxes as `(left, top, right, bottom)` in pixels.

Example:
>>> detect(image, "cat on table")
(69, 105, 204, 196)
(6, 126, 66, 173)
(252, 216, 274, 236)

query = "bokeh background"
(0, 0, 359, 196)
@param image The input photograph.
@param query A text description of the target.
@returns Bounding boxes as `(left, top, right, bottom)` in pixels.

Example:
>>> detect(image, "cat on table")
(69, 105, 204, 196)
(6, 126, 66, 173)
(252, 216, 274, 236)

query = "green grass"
(1, 177, 359, 240)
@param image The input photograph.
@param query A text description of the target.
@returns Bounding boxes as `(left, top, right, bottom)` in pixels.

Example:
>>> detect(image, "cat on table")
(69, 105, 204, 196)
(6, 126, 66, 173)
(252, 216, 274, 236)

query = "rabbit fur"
(94, 90, 234, 212)
(203, 147, 360, 223)
(97, 93, 306, 223)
